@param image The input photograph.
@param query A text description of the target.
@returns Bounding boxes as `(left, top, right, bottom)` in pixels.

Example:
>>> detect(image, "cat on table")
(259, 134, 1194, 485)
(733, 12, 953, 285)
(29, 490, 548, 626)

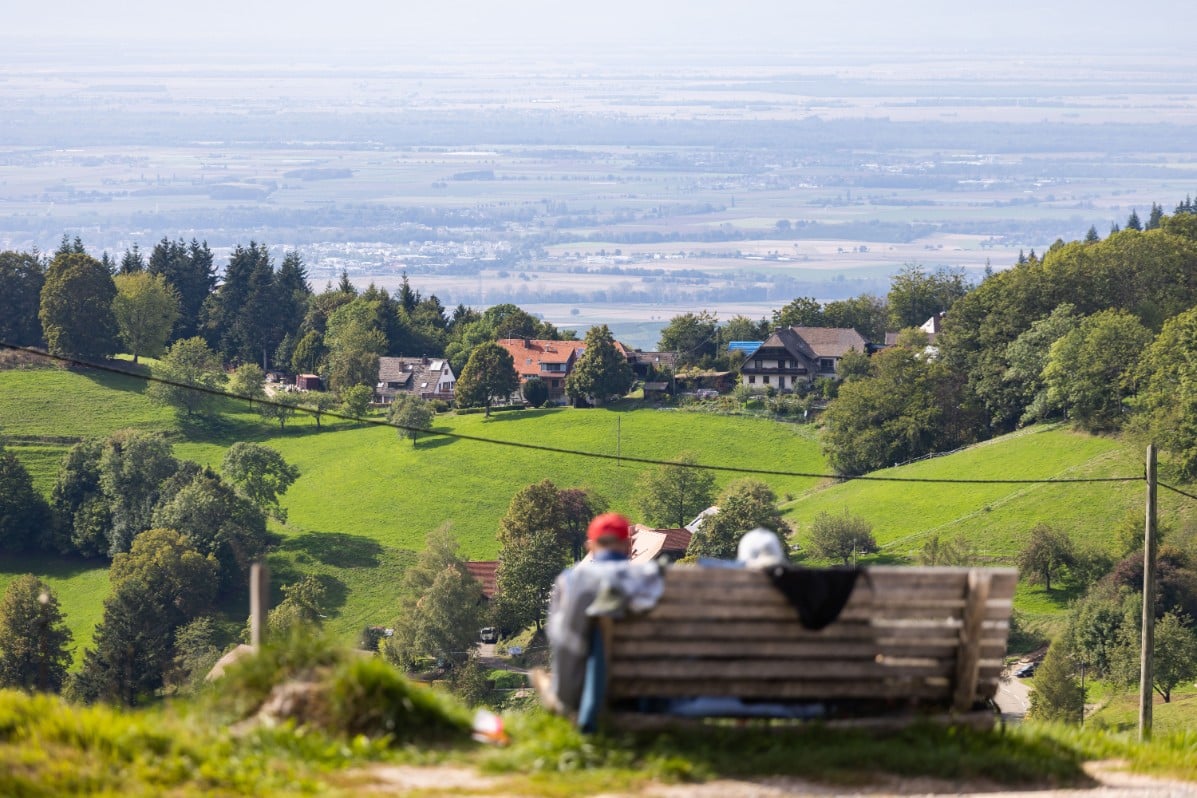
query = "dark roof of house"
(643, 381, 669, 391)
(377, 356, 451, 394)
(628, 350, 679, 369)
(466, 561, 498, 599)
(788, 326, 870, 358)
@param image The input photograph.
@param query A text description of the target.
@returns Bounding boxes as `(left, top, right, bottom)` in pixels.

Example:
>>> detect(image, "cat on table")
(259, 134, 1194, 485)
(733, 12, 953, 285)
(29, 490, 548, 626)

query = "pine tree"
(147, 238, 215, 342)
(0, 251, 45, 347)
(1126, 209, 1143, 231)
(1028, 641, 1083, 723)
(1084, 225, 1100, 243)
(0, 575, 73, 692)
(119, 244, 145, 274)
(1146, 203, 1164, 230)
(338, 269, 356, 294)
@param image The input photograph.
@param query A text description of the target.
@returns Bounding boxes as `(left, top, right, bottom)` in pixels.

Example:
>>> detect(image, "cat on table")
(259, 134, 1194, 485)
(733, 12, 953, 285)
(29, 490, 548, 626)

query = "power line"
(0, 341, 1146, 486)
(1160, 482, 1197, 503)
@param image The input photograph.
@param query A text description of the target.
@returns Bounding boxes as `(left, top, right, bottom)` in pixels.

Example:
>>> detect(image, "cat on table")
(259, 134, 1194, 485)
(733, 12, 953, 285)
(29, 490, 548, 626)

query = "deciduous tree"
(806, 509, 878, 565)
(1028, 641, 1083, 723)
(39, 251, 119, 359)
(72, 528, 218, 705)
(1043, 309, 1152, 431)
(494, 481, 570, 631)
(456, 342, 518, 416)
(386, 525, 483, 669)
(635, 453, 716, 530)
(147, 337, 226, 418)
(565, 324, 632, 406)
(221, 442, 299, 520)
(112, 271, 180, 363)
(388, 394, 435, 446)
(1017, 523, 1075, 592)
(689, 478, 787, 560)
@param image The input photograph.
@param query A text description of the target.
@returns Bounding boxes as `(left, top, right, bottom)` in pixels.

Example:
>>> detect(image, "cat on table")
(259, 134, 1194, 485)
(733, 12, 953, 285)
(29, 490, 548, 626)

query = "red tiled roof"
(466, 561, 499, 599)
(658, 527, 692, 554)
(497, 339, 588, 379)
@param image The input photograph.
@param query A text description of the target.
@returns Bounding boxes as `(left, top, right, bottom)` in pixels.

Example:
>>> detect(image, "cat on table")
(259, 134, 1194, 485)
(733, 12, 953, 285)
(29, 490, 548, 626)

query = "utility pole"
(1139, 443, 1158, 742)
(617, 416, 621, 467)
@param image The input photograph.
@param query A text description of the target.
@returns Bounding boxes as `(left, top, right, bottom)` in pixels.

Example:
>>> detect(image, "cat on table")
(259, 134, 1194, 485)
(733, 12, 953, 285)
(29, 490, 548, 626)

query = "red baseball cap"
(587, 512, 631, 542)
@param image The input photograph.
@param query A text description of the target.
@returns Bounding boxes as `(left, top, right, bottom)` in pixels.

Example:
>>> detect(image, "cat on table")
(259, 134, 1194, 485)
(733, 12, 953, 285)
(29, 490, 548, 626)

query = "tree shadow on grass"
(278, 532, 383, 569)
(73, 362, 153, 395)
(410, 432, 458, 451)
(0, 553, 107, 581)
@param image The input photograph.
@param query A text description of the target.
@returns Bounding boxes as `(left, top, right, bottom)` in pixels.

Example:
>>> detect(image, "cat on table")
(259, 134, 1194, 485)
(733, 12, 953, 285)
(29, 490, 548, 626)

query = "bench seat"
(599, 565, 1018, 729)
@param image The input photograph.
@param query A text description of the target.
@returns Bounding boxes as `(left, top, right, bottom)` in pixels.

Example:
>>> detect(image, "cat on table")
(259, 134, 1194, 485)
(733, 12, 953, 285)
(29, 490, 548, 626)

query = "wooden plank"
(610, 638, 1011, 660)
(608, 678, 952, 701)
(610, 659, 955, 681)
(607, 709, 998, 733)
(953, 570, 992, 712)
(611, 619, 1011, 643)
(638, 601, 1012, 622)
(659, 568, 1017, 600)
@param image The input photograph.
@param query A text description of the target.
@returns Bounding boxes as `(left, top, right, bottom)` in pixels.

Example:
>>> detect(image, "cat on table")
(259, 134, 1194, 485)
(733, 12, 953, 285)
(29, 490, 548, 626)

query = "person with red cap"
(536, 512, 636, 732)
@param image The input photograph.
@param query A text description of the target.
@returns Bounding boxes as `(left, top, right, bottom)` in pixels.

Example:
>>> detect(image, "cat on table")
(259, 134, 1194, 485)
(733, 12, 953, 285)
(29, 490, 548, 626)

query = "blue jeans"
(577, 625, 606, 734)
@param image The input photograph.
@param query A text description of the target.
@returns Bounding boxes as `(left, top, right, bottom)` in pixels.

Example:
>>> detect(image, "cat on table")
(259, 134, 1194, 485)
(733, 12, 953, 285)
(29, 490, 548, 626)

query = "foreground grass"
(6, 685, 1197, 796)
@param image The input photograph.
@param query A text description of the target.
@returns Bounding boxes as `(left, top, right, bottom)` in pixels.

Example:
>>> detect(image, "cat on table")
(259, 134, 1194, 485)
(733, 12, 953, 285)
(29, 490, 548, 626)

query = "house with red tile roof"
(465, 561, 499, 600)
(496, 338, 589, 402)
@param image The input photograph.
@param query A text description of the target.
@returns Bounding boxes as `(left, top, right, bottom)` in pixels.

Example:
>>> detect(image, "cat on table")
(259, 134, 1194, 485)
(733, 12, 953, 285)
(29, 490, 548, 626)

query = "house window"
(819, 358, 835, 372)
(763, 376, 770, 385)
(780, 376, 787, 388)
(754, 359, 762, 369)
(747, 376, 755, 384)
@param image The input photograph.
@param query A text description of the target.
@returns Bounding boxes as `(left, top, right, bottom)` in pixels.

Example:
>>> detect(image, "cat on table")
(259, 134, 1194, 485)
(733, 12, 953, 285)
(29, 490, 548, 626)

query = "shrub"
(326, 657, 470, 741)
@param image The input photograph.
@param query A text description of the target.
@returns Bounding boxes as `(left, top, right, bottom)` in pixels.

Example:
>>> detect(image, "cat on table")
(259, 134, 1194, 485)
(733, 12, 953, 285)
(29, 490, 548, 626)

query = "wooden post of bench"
(953, 569, 992, 712)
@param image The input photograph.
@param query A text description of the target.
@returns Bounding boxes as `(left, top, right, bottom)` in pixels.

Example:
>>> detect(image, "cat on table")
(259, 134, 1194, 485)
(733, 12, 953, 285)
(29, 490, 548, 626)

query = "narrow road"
(995, 672, 1032, 722)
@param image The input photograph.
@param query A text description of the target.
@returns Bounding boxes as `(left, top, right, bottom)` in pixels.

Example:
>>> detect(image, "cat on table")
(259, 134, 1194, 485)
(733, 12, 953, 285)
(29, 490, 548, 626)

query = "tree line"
(0, 431, 302, 703)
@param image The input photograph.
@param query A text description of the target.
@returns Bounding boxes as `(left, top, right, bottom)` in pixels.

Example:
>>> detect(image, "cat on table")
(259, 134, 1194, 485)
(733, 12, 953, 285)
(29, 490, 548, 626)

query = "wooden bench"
(588, 565, 1018, 730)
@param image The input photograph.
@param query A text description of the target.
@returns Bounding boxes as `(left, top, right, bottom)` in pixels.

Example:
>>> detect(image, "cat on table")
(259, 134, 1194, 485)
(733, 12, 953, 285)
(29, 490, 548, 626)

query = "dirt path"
(354, 761, 1197, 797)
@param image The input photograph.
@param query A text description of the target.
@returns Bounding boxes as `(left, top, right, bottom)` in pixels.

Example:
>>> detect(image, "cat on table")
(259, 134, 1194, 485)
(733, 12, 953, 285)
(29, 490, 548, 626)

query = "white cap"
(737, 528, 788, 570)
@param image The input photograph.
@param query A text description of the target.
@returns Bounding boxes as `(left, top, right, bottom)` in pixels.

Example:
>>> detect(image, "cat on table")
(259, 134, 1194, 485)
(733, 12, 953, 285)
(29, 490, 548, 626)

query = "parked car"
(479, 626, 498, 643)
(1014, 662, 1038, 678)
(696, 388, 719, 400)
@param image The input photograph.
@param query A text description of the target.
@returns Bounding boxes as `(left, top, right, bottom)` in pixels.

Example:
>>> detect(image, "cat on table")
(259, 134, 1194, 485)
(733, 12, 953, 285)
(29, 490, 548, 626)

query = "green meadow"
(1, 362, 1186, 661)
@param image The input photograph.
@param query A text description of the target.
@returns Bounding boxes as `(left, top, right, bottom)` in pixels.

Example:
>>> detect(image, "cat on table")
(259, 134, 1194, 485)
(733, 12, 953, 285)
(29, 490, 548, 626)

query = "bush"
(327, 657, 470, 741)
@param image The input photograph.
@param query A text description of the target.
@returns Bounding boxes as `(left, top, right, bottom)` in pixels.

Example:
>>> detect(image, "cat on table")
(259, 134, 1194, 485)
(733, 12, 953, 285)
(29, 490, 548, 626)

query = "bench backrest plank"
(606, 566, 1017, 711)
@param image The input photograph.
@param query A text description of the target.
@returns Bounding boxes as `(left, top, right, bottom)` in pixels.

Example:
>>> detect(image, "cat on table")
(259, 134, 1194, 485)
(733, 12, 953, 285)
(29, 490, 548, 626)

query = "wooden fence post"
(250, 562, 270, 650)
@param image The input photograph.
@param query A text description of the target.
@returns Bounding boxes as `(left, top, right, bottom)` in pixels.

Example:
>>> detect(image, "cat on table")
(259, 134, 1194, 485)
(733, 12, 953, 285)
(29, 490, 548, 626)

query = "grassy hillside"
(1, 363, 826, 648)
(4, 362, 1190, 654)
(784, 424, 1191, 631)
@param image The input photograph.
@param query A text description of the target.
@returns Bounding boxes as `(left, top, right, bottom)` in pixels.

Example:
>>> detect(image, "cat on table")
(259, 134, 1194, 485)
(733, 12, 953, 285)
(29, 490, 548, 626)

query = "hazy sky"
(5, 0, 1194, 61)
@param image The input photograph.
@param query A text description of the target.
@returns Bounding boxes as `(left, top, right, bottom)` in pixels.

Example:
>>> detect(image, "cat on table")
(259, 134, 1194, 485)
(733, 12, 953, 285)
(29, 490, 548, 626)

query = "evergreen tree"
(1084, 225, 1101, 243)
(39, 251, 119, 359)
(72, 529, 218, 705)
(1146, 203, 1164, 230)
(0, 446, 52, 552)
(1126, 209, 1142, 231)
(118, 244, 145, 274)
(0, 575, 72, 692)
(337, 269, 356, 294)
(147, 238, 215, 342)
(565, 324, 633, 406)
(0, 250, 46, 347)
(1028, 641, 1083, 723)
